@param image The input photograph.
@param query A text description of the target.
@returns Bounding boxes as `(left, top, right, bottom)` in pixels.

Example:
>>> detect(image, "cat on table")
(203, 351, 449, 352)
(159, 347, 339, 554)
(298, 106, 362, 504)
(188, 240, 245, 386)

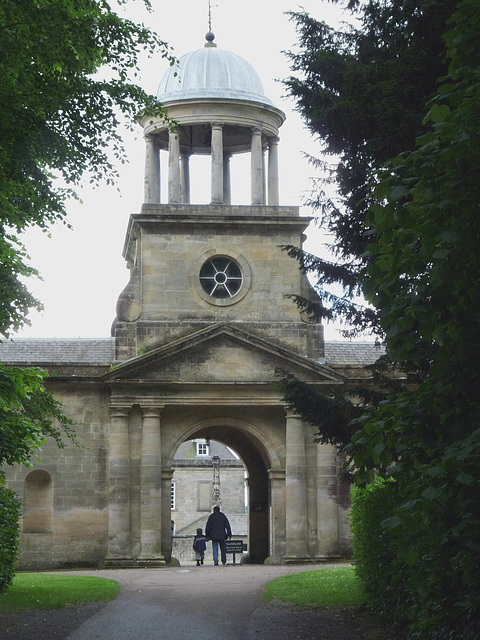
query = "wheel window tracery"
(199, 256, 243, 299)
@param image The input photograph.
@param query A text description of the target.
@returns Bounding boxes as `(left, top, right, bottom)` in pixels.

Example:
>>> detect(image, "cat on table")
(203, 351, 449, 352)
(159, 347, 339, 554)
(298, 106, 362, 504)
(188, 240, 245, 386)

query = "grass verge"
(0, 573, 121, 614)
(263, 566, 365, 608)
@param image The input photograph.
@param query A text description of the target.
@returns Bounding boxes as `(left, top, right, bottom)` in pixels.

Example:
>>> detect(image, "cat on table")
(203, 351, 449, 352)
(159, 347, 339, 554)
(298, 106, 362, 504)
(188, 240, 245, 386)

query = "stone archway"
(105, 399, 348, 568)
(166, 417, 283, 564)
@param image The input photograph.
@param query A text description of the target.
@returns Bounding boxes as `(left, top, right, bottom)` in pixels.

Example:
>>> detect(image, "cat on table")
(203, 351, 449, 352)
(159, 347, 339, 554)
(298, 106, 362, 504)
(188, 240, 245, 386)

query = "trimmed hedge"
(351, 459, 480, 640)
(0, 486, 21, 592)
(350, 478, 405, 614)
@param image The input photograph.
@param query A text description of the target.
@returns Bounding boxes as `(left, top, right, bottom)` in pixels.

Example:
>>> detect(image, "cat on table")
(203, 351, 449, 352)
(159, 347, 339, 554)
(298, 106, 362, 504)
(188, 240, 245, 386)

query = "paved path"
(64, 563, 318, 640)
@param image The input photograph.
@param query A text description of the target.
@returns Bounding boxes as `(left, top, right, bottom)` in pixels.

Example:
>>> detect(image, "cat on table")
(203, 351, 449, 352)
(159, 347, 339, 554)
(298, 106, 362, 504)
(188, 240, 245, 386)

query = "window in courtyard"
(196, 440, 209, 456)
(198, 481, 212, 511)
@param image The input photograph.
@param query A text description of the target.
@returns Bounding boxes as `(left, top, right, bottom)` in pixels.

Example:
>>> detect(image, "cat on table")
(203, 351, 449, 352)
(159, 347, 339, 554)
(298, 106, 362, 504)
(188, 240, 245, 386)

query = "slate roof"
(0, 337, 383, 367)
(0, 337, 115, 364)
(174, 439, 241, 462)
(324, 341, 385, 367)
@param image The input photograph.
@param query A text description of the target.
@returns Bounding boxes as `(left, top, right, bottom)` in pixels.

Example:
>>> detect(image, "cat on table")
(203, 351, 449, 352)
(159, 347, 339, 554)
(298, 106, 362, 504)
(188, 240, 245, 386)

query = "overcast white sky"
(14, 0, 355, 341)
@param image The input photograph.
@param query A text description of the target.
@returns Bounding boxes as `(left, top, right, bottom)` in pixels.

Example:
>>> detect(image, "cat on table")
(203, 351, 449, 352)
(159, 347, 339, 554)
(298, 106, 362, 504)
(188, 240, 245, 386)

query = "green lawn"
(263, 566, 365, 607)
(0, 573, 121, 614)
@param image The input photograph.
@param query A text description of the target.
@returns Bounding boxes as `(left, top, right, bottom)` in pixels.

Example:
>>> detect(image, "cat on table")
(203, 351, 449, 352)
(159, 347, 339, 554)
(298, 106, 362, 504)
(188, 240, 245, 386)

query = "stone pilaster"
(269, 468, 286, 562)
(137, 406, 165, 567)
(316, 444, 341, 556)
(105, 406, 134, 567)
(283, 410, 310, 563)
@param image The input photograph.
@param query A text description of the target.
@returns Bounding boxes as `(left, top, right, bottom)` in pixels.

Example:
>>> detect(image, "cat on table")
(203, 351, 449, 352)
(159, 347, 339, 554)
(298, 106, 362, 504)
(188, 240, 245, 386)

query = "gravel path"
(0, 564, 403, 640)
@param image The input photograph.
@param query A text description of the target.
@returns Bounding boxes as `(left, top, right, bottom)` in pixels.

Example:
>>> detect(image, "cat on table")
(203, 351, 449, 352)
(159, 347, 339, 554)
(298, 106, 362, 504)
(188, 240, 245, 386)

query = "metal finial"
(207, 1, 219, 33)
(205, 1, 218, 47)
(208, 0, 213, 32)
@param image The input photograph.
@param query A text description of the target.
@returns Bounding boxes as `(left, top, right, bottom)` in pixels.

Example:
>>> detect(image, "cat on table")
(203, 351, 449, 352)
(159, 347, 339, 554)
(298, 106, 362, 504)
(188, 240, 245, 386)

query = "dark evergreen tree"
(281, 0, 456, 338)
(281, 1, 480, 636)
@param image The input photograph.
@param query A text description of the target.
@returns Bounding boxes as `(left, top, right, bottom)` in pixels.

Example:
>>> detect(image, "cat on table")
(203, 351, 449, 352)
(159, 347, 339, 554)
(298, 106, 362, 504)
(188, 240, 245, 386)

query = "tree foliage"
(0, 1, 173, 586)
(349, 0, 480, 481)
(0, 0, 174, 335)
(282, 0, 480, 637)
(0, 486, 21, 591)
(0, 0, 173, 461)
(346, 4, 480, 634)
(282, 0, 456, 337)
(0, 364, 76, 482)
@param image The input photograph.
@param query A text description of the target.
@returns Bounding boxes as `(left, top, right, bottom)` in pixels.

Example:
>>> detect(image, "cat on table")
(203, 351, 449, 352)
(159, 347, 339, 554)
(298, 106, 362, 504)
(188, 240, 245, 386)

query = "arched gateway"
(169, 417, 279, 565)
(2, 32, 361, 569)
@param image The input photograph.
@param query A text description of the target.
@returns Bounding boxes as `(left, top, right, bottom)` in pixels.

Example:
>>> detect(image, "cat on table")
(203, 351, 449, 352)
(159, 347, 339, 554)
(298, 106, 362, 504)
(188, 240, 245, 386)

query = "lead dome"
(157, 36, 275, 108)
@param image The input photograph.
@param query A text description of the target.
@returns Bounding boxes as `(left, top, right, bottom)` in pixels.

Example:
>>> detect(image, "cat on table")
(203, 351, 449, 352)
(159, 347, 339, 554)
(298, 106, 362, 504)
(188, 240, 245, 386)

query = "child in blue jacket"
(193, 528, 207, 566)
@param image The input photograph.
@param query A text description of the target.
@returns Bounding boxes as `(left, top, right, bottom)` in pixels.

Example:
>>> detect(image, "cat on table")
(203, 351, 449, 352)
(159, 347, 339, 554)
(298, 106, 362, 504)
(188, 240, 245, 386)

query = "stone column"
(269, 468, 286, 563)
(316, 444, 340, 557)
(251, 127, 264, 205)
(161, 468, 175, 564)
(105, 406, 133, 566)
(223, 152, 232, 205)
(261, 145, 267, 204)
(180, 153, 191, 204)
(267, 136, 280, 205)
(144, 135, 160, 204)
(283, 410, 310, 562)
(137, 406, 165, 567)
(168, 130, 181, 203)
(211, 123, 224, 204)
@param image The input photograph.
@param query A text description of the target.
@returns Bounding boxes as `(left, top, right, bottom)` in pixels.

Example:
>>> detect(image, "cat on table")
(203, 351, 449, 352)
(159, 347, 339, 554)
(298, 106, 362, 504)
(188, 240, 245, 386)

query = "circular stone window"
(199, 256, 243, 299)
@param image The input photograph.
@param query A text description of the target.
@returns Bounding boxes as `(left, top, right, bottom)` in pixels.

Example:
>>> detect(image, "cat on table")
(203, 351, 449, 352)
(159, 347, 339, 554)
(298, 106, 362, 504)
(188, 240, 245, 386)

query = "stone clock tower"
(104, 32, 348, 566)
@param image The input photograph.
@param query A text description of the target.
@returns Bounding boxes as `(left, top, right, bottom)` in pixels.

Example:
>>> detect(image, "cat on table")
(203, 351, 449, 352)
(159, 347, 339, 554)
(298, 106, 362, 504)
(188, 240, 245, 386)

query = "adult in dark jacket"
(205, 505, 232, 565)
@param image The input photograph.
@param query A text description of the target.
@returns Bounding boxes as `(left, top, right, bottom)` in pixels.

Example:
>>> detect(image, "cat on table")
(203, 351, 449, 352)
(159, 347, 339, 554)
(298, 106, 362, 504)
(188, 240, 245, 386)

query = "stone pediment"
(105, 324, 344, 385)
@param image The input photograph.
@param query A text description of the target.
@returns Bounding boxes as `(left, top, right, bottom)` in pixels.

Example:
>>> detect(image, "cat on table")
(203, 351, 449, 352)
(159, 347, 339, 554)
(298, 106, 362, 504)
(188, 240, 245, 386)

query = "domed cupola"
(141, 32, 285, 206)
(157, 34, 275, 108)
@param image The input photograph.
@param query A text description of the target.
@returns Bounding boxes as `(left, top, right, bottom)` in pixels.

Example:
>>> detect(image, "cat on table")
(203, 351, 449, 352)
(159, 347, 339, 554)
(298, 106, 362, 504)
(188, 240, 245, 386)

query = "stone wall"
(6, 380, 110, 570)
